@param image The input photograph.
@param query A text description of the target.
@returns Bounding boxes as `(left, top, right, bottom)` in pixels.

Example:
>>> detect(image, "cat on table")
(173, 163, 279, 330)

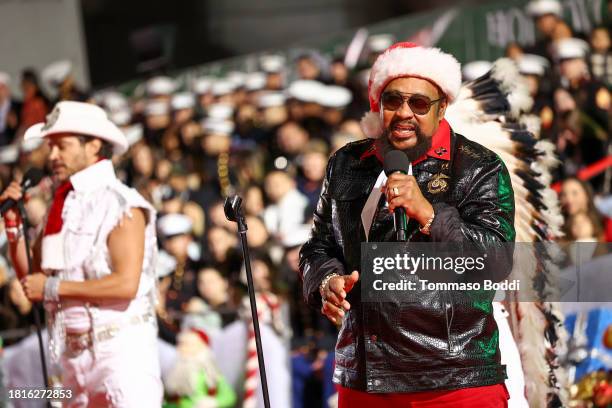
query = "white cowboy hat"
(24, 101, 129, 155)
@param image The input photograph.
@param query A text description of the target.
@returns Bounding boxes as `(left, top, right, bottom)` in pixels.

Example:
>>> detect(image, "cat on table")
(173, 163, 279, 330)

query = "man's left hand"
(21, 273, 47, 302)
(383, 173, 434, 226)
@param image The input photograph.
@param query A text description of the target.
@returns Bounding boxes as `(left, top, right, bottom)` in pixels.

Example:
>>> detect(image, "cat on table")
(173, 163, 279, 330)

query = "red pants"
(338, 383, 509, 408)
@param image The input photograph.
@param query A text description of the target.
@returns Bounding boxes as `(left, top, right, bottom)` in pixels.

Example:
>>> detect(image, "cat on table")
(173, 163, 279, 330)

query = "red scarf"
(44, 181, 73, 236)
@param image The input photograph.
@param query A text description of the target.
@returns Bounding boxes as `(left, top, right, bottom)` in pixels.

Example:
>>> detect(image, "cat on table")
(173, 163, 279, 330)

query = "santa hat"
(360, 42, 462, 138)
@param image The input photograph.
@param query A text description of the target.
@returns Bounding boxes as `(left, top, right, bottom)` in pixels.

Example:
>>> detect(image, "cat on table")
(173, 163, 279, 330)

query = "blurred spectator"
(330, 57, 349, 86)
(274, 121, 310, 164)
(157, 214, 200, 344)
(197, 267, 237, 327)
(19, 68, 49, 130)
(244, 185, 265, 217)
(589, 26, 612, 86)
(41, 60, 88, 103)
(297, 141, 329, 209)
(263, 170, 309, 241)
(552, 38, 610, 189)
(0, 72, 21, 146)
(551, 21, 573, 44)
(505, 42, 524, 61)
(296, 54, 324, 81)
(560, 177, 612, 242)
(525, 0, 564, 61)
(518, 54, 555, 134)
(0, 277, 34, 346)
(245, 215, 269, 250)
(204, 226, 241, 276)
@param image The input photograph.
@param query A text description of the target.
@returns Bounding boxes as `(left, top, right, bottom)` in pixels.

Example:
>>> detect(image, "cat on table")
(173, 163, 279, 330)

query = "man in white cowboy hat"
(300, 42, 515, 407)
(0, 101, 162, 406)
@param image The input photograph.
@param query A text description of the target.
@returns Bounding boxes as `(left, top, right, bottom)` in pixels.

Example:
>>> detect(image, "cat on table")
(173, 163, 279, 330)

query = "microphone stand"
(224, 197, 271, 408)
(17, 201, 51, 408)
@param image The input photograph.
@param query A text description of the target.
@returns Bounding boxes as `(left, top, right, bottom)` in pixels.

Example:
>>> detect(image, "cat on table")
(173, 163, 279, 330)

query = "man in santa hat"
(0, 101, 162, 406)
(300, 42, 516, 407)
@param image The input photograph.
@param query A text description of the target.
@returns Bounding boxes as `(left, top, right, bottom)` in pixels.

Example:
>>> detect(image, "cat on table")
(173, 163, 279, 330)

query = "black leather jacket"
(299, 130, 516, 393)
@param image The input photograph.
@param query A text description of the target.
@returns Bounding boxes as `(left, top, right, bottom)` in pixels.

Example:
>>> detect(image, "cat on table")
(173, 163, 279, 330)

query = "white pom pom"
(360, 111, 384, 138)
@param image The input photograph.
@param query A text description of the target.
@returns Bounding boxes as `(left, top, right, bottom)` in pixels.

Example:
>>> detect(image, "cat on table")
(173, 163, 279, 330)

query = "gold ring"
(392, 187, 400, 197)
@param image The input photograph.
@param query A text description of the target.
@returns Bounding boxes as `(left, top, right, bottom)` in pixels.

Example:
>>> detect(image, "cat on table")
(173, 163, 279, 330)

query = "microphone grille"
(22, 168, 45, 189)
(383, 150, 410, 176)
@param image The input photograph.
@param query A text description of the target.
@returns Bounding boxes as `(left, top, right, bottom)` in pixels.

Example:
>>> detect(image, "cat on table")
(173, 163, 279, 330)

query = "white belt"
(64, 311, 155, 356)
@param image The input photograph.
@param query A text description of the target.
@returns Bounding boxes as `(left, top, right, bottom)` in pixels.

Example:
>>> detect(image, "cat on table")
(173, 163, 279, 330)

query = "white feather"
(448, 56, 569, 407)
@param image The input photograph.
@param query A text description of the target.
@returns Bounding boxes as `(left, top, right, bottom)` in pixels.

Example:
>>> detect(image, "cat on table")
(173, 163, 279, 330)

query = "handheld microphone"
(0, 168, 45, 215)
(383, 150, 411, 242)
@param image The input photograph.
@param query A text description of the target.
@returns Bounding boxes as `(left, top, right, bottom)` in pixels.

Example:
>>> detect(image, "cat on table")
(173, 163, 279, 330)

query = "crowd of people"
(0, 0, 611, 406)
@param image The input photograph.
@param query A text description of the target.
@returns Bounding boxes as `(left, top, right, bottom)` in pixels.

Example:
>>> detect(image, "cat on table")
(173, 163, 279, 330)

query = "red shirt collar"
(360, 119, 451, 164)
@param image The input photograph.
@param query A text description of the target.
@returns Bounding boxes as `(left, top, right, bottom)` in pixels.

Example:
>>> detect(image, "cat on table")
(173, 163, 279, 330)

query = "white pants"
(61, 323, 162, 407)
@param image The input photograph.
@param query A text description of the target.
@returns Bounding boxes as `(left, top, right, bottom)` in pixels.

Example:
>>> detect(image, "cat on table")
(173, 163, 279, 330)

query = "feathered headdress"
(446, 58, 569, 408)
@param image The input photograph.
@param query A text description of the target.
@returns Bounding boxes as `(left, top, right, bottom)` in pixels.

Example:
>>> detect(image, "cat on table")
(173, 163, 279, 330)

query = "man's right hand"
(321, 271, 359, 325)
(0, 181, 24, 224)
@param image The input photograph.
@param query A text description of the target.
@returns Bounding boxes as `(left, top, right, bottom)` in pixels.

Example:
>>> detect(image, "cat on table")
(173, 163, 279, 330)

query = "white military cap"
(0, 145, 19, 164)
(281, 226, 311, 248)
(317, 85, 352, 109)
(245, 72, 267, 91)
(42, 60, 72, 86)
(211, 80, 237, 96)
(518, 54, 549, 76)
(227, 71, 247, 88)
(158, 213, 193, 237)
(257, 91, 286, 108)
(171, 92, 196, 110)
(260, 54, 286, 73)
(0, 72, 10, 86)
(145, 100, 170, 116)
(368, 34, 395, 53)
(554, 38, 590, 60)
(287, 80, 325, 103)
(124, 123, 144, 146)
(146, 76, 177, 96)
(24, 101, 129, 155)
(103, 91, 129, 110)
(192, 77, 214, 94)
(201, 119, 234, 136)
(207, 103, 234, 120)
(108, 108, 131, 126)
(102, 92, 131, 126)
(156, 249, 177, 278)
(462, 60, 493, 81)
(526, 0, 563, 17)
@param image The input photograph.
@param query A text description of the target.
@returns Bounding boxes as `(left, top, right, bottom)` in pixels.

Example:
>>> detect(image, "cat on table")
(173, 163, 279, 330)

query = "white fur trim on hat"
(361, 42, 461, 138)
(368, 43, 462, 108)
(360, 111, 384, 139)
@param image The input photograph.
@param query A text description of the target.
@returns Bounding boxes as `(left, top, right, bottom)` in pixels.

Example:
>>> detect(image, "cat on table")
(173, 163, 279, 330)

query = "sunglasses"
(380, 92, 444, 115)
